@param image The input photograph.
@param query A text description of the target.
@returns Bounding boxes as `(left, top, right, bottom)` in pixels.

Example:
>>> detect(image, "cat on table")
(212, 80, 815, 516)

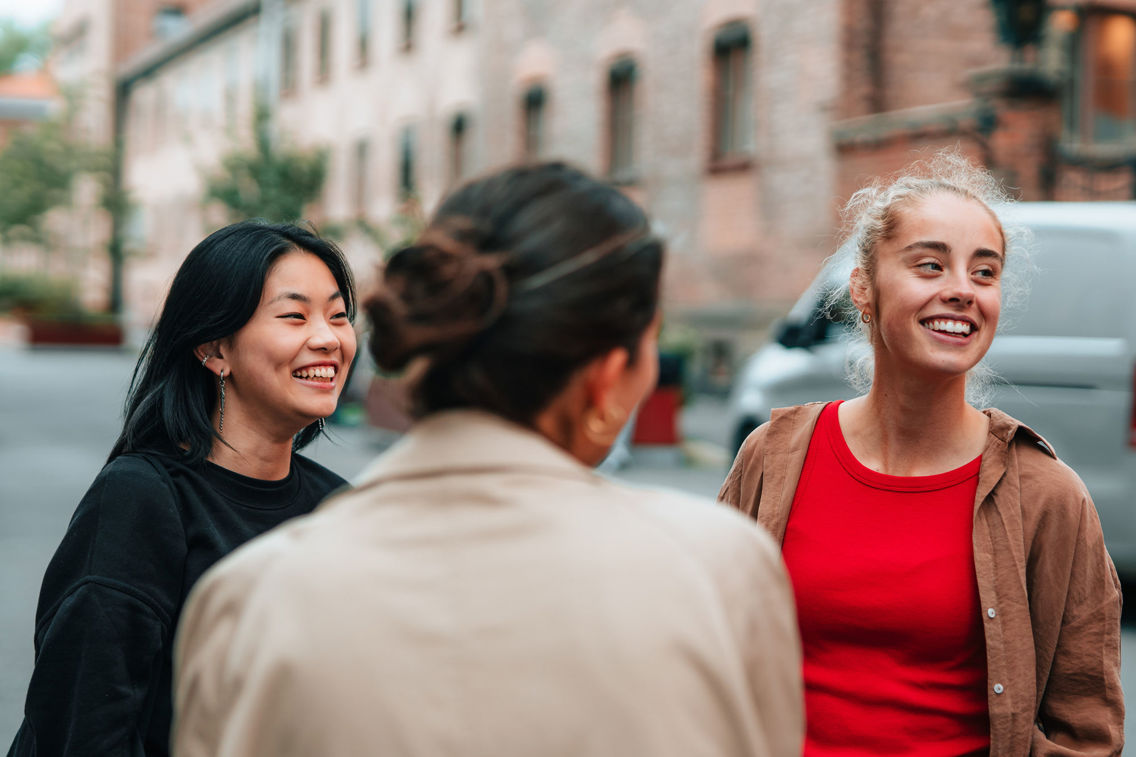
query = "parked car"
(727, 202, 1136, 575)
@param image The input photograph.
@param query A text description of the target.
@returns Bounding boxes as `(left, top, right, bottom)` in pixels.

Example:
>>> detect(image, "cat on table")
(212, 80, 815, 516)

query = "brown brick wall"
(838, 0, 1010, 120)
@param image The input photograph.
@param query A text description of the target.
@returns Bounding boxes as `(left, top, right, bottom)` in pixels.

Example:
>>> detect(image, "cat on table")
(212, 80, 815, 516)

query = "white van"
(726, 202, 1136, 575)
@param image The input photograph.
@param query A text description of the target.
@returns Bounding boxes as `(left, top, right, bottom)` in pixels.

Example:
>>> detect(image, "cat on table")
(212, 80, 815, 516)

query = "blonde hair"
(824, 148, 1034, 405)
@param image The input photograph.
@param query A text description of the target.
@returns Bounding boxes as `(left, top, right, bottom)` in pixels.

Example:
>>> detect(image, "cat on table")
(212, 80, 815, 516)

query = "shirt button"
(987, 608, 996, 618)
(993, 683, 1004, 694)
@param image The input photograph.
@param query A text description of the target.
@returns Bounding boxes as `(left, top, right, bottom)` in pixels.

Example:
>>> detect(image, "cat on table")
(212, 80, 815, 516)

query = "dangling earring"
(860, 310, 872, 324)
(318, 417, 326, 433)
(582, 404, 628, 446)
(218, 369, 226, 433)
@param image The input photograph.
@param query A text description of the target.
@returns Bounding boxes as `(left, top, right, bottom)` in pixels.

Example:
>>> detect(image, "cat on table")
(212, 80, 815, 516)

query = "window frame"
(606, 57, 638, 184)
(316, 8, 332, 84)
(398, 125, 417, 199)
(709, 21, 754, 170)
(356, 0, 371, 68)
(401, 0, 416, 52)
(521, 84, 546, 161)
(1071, 9, 1136, 148)
(449, 112, 469, 185)
(353, 138, 369, 218)
(280, 18, 298, 96)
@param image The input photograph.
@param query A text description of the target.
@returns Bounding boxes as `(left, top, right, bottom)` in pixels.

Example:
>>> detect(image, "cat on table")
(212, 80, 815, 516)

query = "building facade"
(49, 0, 1136, 381)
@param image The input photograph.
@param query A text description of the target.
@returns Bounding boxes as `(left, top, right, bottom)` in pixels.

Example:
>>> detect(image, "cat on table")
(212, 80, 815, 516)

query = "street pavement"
(2, 346, 1133, 745)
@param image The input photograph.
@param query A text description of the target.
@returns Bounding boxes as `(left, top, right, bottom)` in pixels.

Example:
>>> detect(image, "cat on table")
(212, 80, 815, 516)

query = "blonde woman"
(721, 153, 1123, 755)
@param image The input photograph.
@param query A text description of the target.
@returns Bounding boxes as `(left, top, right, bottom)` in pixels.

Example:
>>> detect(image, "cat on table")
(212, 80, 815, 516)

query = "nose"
(942, 269, 975, 306)
(307, 317, 340, 351)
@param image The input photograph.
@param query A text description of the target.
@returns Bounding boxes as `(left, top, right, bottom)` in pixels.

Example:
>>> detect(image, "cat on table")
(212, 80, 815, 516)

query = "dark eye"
(974, 267, 998, 280)
(278, 313, 306, 320)
(332, 311, 349, 320)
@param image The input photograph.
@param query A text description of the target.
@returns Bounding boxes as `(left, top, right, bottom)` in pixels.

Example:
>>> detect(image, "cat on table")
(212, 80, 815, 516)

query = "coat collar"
(355, 409, 599, 487)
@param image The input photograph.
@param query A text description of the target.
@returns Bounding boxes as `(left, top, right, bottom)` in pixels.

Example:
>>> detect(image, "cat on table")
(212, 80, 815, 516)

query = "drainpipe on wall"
(107, 81, 127, 317)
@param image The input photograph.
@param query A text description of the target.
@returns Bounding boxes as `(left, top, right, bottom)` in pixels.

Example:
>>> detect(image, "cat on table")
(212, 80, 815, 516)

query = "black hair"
(365, 162, 663, 425)
(109, 220, 356, 463)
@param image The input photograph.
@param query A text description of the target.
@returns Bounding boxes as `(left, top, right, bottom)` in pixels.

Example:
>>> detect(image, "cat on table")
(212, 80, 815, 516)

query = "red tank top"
(782, 401, 990, 756)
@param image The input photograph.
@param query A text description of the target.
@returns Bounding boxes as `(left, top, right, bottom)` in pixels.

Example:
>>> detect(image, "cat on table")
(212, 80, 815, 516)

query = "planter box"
(25, 318, 124, 347)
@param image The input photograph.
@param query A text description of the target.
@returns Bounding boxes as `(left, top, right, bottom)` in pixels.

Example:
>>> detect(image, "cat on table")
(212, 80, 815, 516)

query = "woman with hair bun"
(173, 162, 803, 757)
(720, 151, 1123, 754)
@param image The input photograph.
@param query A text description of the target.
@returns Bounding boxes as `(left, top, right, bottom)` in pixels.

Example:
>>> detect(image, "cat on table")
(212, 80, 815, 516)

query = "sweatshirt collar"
(355, 409, 599, 487)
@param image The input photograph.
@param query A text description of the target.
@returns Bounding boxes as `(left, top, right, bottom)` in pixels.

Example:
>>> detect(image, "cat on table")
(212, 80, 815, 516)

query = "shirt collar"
(355, 409, 598, 486)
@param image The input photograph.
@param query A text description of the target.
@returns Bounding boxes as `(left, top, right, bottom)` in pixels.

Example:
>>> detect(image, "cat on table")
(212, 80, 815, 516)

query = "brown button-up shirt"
(720, 403, 1123, 756)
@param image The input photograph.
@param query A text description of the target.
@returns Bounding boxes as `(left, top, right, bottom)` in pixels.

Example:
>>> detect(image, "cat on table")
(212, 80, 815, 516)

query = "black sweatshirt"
(7, 450, 348, 757)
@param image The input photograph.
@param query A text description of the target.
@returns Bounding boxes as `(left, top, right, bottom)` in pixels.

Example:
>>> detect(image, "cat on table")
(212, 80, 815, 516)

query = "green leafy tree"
(204, 105, 327, 223)
(0, 116, 88, 244)
(0, 20, 50, 74)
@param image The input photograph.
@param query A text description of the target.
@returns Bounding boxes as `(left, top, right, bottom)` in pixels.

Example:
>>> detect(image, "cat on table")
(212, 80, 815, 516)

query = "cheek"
(342, 328, 359, 361)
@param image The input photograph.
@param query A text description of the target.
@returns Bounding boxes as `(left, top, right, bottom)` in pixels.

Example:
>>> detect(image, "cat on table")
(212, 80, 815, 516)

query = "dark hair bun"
(363, 162, 663, 424)
(365, 228, 507, 372)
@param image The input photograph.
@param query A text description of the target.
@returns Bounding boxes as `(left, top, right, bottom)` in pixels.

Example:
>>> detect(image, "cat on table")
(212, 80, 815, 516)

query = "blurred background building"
(2, 0, 1134, 387)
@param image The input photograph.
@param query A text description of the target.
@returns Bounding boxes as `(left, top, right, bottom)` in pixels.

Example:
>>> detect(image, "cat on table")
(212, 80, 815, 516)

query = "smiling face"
(217, 250, 357, 439)
(851, 191, 1004, 384)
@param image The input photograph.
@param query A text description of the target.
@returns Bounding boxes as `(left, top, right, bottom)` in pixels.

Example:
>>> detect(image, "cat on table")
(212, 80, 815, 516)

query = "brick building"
(47, 0, 1136, 382)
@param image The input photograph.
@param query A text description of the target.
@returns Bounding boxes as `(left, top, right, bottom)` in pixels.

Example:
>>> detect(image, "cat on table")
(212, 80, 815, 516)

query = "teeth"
(292, 366, 336, 379)
(925, 319, 972, 335)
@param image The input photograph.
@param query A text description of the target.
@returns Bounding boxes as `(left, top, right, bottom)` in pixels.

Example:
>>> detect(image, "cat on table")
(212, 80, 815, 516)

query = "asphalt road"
(1, 346, 1132, 746)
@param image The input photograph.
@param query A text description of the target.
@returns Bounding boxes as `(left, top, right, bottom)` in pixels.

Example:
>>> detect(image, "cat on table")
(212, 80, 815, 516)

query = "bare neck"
(839, 370, 988, 477)
(206, 415, 295, 481)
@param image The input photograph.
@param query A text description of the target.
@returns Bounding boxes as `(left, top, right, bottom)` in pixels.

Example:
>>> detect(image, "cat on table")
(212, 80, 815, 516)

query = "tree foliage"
(0, 20, 50, 74)
(0, 116, 91, 243)
(204, 106, 327, 223)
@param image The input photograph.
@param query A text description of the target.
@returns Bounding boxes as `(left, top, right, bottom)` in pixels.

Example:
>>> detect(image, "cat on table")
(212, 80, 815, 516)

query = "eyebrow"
(900, 240, 1004, 262)
(268, 291, 345, 305)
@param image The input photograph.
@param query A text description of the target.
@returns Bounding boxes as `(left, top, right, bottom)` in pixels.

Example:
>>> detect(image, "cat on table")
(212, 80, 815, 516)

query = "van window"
(778, 285, 856, 348)
(1007, 228, 1134, 339)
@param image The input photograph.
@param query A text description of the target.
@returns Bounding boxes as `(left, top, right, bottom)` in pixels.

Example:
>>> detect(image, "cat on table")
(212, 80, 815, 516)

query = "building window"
(607, 57, 637, 182)
(153, 86, 166, 147)
(281, 19, 297, 95)
(401, 0, 416, 51)
(398, 126, 417, 198)
(1072, 12, 1136, 145)
(711, 21, 753, 164)
(353, 139, 369, 217)
(521, 84, 546, 160)
(224, 44, 238, 132)
(357, 0, 371, 66)
(453, 0, 468, 31)
(316, 9, 332, 83)
(449, 113, 469, 184)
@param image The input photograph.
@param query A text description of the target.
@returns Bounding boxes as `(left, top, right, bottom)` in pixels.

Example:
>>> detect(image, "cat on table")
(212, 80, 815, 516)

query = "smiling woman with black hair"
(8, 220, 357, 757)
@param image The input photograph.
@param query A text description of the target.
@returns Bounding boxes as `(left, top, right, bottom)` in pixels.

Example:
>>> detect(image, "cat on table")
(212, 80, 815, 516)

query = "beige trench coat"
(173, 410, 803, 757)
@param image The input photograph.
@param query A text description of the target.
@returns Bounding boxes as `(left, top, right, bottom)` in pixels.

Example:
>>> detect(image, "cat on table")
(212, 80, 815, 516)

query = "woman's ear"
(194, 342, 226, 375)
(849, 267, 872, 313)
(586, 347, 630, 412)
